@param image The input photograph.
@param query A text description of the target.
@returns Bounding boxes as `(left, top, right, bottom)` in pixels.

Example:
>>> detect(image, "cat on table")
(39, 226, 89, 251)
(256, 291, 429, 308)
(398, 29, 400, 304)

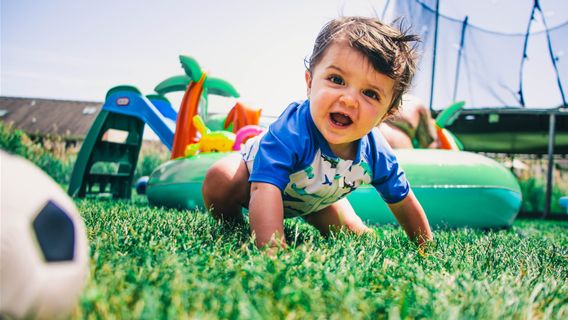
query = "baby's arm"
(387, 189, 433, 246)
(249, 182, 286, 249)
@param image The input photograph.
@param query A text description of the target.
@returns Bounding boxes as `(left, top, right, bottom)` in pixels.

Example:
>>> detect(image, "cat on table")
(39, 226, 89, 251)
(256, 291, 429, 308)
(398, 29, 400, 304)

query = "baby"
(202, 16, 432, 250)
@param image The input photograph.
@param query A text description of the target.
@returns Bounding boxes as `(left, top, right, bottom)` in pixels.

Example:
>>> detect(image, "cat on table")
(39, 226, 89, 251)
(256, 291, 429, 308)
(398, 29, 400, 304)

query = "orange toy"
(224, 102, 262, 133)
(435, 126, 460, 150)
(170, 73, 206, 159)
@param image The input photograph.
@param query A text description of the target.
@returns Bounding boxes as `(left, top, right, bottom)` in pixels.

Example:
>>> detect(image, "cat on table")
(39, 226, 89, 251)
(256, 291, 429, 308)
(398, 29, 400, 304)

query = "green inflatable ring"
(147, 149, 522, 229)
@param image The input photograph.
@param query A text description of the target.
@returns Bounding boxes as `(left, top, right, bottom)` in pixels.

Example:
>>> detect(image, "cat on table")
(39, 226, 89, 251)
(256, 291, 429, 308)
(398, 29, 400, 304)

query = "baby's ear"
(305, 70, 312, 96)
(378, 111, 391, 125)
(385, 94, 402, 117)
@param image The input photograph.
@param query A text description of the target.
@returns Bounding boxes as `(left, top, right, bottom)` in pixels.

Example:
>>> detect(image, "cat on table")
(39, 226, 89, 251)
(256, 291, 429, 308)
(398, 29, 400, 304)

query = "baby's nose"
(339, 91, 359, 108)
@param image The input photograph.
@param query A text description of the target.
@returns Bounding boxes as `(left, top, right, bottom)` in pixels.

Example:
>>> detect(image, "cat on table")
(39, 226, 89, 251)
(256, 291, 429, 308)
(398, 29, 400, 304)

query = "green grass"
(74, 198, 567, 319)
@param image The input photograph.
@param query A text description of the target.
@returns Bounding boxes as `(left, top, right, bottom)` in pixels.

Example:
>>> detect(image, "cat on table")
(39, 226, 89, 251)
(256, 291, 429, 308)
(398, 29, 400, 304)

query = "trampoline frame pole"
(544, 112, 555, 219)
(453, 16, 469, 103)
(429, 0, 440, 112)
(381, 0, 391, 21)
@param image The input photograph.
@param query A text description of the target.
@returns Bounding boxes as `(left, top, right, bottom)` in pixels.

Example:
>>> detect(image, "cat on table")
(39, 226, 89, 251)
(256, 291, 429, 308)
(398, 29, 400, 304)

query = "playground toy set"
(68, 55, 522, 229)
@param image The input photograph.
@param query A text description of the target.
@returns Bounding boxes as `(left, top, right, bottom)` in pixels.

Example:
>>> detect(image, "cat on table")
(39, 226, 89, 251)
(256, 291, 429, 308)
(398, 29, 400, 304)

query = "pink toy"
(233, 125, 264, 151)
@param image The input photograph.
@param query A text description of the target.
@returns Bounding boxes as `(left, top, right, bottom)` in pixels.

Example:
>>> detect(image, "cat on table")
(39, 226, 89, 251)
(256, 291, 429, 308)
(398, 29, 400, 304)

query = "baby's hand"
(264, 245, 283, 257)
(254, 231, 287, 256)
(417, 240, 432, 258)
(418, 245, 427, 258)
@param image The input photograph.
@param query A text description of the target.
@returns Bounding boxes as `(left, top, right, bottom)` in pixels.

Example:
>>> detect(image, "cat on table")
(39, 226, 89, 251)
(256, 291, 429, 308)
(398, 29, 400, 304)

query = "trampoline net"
(385, 0, 568, 110)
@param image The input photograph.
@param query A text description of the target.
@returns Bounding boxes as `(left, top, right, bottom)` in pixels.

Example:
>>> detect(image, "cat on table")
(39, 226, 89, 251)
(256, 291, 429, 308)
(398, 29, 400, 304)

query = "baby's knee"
(203, 164, 232, 201)
(202, 155, 249, 203)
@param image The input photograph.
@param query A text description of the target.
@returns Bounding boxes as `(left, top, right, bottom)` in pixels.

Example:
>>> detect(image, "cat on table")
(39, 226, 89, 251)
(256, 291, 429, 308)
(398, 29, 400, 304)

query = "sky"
(2, 0, 391, 117)
(2, 0, 566, 124)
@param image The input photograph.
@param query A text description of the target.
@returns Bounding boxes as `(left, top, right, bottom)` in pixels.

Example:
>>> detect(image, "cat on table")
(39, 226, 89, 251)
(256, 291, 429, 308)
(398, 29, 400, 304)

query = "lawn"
(73, 197, 567, 319)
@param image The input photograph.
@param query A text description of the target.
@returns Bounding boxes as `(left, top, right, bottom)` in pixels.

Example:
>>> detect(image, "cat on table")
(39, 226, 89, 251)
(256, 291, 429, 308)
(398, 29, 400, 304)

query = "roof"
(0, 96, 103, 140)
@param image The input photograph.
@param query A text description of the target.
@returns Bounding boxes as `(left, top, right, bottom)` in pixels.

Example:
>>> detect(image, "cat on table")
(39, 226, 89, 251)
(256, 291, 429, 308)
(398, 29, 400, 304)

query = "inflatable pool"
(147, 149, 522, 229)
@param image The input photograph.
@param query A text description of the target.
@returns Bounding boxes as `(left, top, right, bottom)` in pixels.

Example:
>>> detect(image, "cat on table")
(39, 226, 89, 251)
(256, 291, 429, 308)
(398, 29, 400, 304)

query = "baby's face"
(306, 41, 395, 158)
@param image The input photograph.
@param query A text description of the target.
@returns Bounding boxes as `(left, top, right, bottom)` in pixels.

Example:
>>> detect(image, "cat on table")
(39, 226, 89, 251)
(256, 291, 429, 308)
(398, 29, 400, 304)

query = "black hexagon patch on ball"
(32, 200, 76, 262)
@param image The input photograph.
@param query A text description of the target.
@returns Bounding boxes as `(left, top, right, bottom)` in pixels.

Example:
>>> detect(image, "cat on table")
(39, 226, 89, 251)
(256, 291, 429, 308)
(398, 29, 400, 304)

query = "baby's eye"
(363, 89, 380, 101)
(328, 75, 344, 85)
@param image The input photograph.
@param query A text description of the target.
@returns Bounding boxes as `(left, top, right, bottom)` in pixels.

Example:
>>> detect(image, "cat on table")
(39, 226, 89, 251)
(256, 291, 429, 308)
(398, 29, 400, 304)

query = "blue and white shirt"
(241, 100, 409, 218)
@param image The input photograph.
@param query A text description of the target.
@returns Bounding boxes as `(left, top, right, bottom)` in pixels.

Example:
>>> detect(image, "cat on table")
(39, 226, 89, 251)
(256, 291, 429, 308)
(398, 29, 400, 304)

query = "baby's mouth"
(329, 112, 353, 127)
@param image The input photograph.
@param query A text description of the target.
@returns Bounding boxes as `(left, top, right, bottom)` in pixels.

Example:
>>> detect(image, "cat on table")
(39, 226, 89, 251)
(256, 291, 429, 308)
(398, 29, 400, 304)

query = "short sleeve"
(372, 157, 409, 203)
(248, 101, 311, 191)
(249, 130, 300, 190)
(368, 130, 410, 203)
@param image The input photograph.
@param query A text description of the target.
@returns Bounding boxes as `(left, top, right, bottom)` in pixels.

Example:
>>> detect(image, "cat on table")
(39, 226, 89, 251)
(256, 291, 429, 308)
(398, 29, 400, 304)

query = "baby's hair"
(305, 16, 420, 114)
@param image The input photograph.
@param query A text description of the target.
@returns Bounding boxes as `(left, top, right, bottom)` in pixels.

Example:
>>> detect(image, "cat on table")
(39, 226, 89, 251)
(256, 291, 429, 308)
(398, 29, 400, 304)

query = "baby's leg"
(202, 153, 250, 222)
(303, 198, 372, 236)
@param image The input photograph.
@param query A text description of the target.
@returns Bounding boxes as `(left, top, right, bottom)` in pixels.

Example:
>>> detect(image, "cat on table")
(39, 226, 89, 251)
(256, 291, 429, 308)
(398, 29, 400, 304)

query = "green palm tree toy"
(154, 55, 240, 159)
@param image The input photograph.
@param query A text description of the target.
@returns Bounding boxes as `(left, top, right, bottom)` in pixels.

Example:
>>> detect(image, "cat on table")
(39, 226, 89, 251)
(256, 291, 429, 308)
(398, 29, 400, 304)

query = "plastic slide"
(103, 86, 176, 150)
(146, 94, 178, 122)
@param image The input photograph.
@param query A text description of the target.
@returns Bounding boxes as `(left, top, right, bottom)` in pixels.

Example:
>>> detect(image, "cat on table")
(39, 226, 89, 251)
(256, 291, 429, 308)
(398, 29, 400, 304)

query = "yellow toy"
(184, 115, 236, 157)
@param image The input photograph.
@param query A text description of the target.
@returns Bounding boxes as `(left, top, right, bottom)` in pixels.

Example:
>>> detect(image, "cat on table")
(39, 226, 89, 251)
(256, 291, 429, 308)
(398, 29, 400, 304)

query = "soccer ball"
(0, 150, 89, 318)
